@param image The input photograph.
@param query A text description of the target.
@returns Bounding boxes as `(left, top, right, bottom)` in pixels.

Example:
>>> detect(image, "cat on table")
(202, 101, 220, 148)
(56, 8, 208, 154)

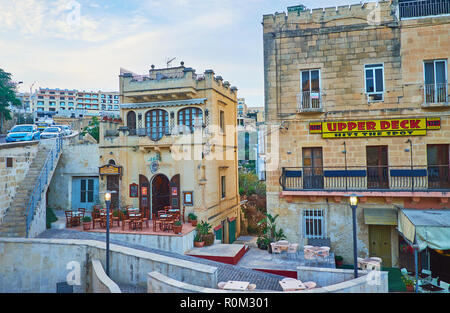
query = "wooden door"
(106, 175, 119, 210)
(369, 225, 392, 267)
(367, 146, 389, 189)
(151, 174, 170, 215)
(302, 147, 324, 189)
(427, 144, 450, 189)
(139, 174, 150, 217)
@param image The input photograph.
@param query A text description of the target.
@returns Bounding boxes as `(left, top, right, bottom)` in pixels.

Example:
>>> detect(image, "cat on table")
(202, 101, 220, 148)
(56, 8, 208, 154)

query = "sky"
(0, 0, 354, 107)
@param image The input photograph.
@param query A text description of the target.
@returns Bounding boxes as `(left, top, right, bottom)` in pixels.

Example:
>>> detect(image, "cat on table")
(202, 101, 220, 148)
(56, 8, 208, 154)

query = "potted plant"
(257, 213, 286, 254)
(173, 220, 183, 234)
(188, 213, 198, 226)
(199, 221, 214, 246)
(257, 236, 269, 250)
(402, 275, 416, 292)
(194, 233, 204, 247)
(82, 216, 91, 231)
(335, 255, 344, 267)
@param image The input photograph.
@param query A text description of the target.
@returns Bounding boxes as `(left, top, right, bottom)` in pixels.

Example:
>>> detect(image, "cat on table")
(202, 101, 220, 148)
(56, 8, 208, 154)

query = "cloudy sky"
(1, 0, 353, 107)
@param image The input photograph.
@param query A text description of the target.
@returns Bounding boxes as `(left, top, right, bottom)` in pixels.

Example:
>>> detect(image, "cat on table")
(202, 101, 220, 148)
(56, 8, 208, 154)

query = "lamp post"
(349, 194, 359, 278)
(104, 191, 112, 276)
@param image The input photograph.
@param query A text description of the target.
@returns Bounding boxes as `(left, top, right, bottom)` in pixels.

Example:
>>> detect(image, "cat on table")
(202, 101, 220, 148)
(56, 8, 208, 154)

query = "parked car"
(54, 125, 72, 136)
(40, 127, 63, 139)
(5, 124, 40, 142)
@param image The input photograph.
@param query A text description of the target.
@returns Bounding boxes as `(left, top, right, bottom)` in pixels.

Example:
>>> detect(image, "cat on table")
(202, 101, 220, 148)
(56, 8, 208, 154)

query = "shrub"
(82, 216, 91, 223)
(239, 171, 266, 197)
(188, 213, 197, 220)
(174, 220, 182, 226)
(46, 207, 57, 229)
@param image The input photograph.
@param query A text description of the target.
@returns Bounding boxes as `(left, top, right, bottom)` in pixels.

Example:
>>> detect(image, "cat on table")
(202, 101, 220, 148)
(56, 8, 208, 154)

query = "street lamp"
(348, 194, 361, 278)
(103, 191, 113, 276)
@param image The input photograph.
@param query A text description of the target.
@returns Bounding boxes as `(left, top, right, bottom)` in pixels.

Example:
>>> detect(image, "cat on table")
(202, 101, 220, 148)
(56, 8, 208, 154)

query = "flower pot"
(173, 225, 183, 234)
(189, 219, 197, 227)
(203, 233, 215, 246)
(194, 241, 205, 247)
(335, 260, 343, 267)
(406, 285, 414, 292)
(257, 242, 268, 250)
(83, 222, 91, 231)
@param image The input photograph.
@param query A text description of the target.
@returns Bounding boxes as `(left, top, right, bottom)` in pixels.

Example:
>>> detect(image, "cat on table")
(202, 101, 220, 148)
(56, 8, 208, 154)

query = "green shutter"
(228, 218, 236, 244)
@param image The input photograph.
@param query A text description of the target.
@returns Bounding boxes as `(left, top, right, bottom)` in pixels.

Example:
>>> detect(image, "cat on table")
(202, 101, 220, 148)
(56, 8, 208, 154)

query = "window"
(178, 107, 203, 132)
(114, 95, 119, 99)
(365, 64, 384, 101)
(37, 101, 44, 105)
(80, 179, 94, 203)
(114, 105, 119, 109)
(145, 109, 169, 140)
(427, 144, 450, 189)
(108, 105, 112, 109)
(49, 96, 55, 100)
(60, 102, 65, 106)
(424, 60, 448, 103)
(60, 97, 65, 100)
(300, 69, 321, 109)
(38, 96, 43, 99)
(221, 176, 226, 198)
(127, 111, 136, 135)
(49, 101, 56, 106)
(6, 157, 13, 168)
(303, 209, 325, 239)
(219, 110, 225, 133)
(68, 102, 74, 106)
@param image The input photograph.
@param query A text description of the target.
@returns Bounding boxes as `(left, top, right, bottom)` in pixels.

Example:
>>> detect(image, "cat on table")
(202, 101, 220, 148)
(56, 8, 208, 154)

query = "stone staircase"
(0, 141, 61, 237)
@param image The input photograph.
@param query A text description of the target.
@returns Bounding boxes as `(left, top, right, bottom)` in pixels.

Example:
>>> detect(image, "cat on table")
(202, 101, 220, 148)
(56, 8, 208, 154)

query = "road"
(0, 135, 6, 144)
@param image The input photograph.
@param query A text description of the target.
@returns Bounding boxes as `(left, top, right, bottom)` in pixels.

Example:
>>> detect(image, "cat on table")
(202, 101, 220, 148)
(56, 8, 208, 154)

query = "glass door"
(366, 146, 389, 189)
(302, 147, 324, 189)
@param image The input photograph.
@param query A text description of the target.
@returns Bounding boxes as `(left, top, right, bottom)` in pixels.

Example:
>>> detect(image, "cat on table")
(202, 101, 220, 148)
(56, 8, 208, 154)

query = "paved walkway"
(37, 229, 285, 292)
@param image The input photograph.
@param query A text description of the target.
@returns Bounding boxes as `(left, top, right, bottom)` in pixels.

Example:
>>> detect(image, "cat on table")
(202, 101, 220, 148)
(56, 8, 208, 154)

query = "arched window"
(145, 109, 168, 141)
(178, 107, 203, 132)
(108, 159, 116, 165)
(126, 111, 136, 135)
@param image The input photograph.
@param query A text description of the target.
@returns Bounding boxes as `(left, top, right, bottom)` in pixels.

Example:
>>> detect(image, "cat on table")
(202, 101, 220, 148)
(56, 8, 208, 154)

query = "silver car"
(54, 125, 72, 136)
(40, 127, 63, 139)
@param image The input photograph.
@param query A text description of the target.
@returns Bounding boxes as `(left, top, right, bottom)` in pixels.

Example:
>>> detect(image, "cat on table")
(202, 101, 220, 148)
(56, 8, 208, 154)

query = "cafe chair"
(91, 210, 102, 229)
(439, 281, 449, 292)
(247, 284, 256, 291)
(121, 212, 131, 231)
(152, 213, 163, 231)
(217, 282, 226, 289)
(64, 211, 74, 227)
(78, 208, 85, 218)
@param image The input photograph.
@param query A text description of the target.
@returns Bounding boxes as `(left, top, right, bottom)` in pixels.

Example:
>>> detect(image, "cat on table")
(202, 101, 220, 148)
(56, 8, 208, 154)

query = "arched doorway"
(139, 175, 150, 218)
(169, 174, 180, 209)
(151, 174, 170, 215)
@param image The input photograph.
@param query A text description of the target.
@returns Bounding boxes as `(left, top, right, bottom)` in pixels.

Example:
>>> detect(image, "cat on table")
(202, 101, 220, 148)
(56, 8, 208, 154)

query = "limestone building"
(263, 0, 450, 275)
(98, 63, 241, 243)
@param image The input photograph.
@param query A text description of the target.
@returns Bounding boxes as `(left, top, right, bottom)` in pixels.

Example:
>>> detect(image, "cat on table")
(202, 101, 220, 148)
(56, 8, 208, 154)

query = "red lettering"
(400, 120, 409, 129)
(327, 123, 337, 131)
(357, 122, 366, 131)
(391, 120, 399, 129)
(380, 121, 390, 129)
(409, 120, 421, 129)
(348, 122, 357, 131)
(338, 123, 347, 131)
(366, 122, 376, 130)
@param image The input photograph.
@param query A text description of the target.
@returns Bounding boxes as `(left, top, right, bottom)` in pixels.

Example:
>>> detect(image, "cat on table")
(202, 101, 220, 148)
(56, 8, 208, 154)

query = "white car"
(40, 127, 63, 139)
(54, 125, 72, 136)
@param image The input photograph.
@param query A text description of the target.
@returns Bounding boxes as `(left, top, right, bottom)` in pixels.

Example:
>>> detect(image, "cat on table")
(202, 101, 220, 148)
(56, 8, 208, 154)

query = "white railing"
(297, 91, 322, 111)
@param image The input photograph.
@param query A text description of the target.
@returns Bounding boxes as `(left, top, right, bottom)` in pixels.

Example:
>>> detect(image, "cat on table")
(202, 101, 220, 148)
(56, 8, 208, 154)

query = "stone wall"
(90, 259, 121, 293)
(47, 135, 99, 211)
(0, 141, 39, 224)
(0, 238, 218, 292)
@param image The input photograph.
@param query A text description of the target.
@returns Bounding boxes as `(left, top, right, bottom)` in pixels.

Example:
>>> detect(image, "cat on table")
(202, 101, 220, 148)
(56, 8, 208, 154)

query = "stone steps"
(0, 143, 61, 237)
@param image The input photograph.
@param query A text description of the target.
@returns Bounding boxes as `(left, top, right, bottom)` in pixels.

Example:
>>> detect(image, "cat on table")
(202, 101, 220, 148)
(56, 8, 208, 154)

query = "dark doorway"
(366, 145, 389, 189)
(427, 144, 450, 189)
(139, 174, 150, 218)
(170, 174, 180, 209)
(151, 174, 170, 215)
(106, 175, 120, 210)
(302, 147, 324, 189)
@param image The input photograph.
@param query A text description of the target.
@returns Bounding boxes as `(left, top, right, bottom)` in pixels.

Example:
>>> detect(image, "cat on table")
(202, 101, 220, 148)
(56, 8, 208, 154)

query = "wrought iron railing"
(132, 124, 204, 140)
(26, 137, 63, 237)
(297, 91, 322, 112)
(399, 0, 450, 19)
(280, 165, 450, 192)
(424, 82, 449, 104)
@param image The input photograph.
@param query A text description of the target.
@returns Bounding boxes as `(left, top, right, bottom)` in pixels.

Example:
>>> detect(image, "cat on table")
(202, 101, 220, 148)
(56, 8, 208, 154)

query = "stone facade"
(98, 64, 240, 243)
(263, 1, 450, 266)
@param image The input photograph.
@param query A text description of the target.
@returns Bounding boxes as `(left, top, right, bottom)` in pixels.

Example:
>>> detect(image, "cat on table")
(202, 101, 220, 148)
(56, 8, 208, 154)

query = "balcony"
(423, 82, 449, 107)
(297, 91, 323, 113)
(280, 165, 450, 193)
(399, 0, 450, 19)
(128, 124, 204, 140)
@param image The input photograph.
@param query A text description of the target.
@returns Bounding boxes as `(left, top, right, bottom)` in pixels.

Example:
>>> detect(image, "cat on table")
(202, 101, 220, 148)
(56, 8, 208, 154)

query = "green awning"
(364, 208, 398, 226)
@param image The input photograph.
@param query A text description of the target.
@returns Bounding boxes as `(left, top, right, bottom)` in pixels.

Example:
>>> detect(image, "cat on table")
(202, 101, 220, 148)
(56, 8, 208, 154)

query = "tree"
(81, 116, 100, 142)
(0, 69, 21, 132)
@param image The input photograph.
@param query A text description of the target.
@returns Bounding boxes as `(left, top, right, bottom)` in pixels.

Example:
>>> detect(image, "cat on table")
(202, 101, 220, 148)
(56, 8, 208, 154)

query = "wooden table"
(159, 214, 173, 231)
(222, 281, 250, 291)
(421, 283, 445, 292)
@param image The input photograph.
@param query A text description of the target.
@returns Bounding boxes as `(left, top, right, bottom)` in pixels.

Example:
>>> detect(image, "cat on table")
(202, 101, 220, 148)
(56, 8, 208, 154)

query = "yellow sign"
(99, 165, 121, 175)
(309, 118, 440, 138)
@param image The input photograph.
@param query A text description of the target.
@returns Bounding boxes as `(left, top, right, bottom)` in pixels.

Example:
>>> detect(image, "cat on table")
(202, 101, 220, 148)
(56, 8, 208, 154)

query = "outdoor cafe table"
(159, 214, 173, 231)
(222, 281, 250, 291)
